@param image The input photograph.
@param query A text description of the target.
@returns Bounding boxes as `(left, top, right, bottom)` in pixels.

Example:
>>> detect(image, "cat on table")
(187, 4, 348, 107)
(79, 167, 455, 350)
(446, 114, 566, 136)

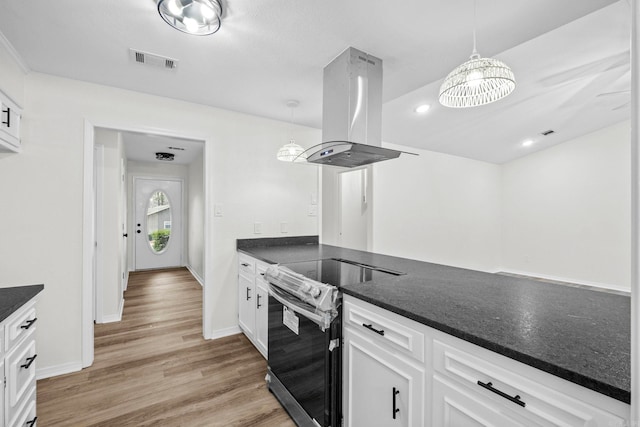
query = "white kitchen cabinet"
(342, 295, 630, 427)
(2, 298, 38, 427)
(0, 89, 22, 153)
(238, 273, 255, 337)
(431, 335, 629, 427)
(254, 278, 269, 357)
(237, 253, 270, 359)
(343, 298, 425, 427)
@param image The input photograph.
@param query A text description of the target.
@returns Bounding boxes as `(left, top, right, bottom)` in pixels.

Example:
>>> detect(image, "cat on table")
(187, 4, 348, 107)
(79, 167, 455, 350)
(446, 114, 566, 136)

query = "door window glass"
(147, 190, 172, 253)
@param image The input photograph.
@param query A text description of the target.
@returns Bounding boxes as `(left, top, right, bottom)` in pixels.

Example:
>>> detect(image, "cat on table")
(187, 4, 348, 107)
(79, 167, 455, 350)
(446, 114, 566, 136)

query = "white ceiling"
(122, 132, 203, 165)
(0, 0, 630, 164)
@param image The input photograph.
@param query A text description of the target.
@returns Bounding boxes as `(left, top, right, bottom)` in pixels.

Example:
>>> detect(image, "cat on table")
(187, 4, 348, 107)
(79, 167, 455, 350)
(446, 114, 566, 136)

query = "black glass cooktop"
(280, 258, 405, 288)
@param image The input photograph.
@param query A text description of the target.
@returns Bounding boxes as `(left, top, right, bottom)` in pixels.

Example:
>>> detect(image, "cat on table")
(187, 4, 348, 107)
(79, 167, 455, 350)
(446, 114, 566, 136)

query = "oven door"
(268, 288, 341, 427)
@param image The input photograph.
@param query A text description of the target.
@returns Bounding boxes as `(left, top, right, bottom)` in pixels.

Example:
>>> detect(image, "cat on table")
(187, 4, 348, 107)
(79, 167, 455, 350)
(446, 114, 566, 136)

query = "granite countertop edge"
(341, 288, 629, 403)
(0, 284, 44, 323)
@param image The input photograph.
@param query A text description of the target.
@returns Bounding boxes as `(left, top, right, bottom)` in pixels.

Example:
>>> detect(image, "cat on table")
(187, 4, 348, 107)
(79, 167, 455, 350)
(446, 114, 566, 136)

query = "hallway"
(37, 268, 294, 426)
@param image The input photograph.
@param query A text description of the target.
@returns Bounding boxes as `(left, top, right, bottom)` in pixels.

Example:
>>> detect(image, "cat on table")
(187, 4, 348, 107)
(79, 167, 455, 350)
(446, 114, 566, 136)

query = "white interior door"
(134, 178, 183, 270)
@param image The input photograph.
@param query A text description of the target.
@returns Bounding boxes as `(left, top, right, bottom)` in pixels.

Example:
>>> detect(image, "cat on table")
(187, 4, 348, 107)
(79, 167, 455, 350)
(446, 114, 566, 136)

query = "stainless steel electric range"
(265, 258, 404, 427)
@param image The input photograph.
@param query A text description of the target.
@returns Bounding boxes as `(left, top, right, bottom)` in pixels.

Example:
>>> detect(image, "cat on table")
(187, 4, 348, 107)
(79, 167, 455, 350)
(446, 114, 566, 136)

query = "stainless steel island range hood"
(306, 47, 414, 168)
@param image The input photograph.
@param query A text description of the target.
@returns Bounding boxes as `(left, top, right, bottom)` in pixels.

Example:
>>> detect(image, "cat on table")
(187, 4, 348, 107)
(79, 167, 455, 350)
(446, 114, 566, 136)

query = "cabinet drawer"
(238, 254, 256, 276)
(8, 387, 36, 427)
(343, 296, 424, 363)
(6, 333, 37, 417)
(432, 375, 528, 427)
(6, 301, 37, 350)
(433, 339, 628, 426)
(256, 261, 270, 281)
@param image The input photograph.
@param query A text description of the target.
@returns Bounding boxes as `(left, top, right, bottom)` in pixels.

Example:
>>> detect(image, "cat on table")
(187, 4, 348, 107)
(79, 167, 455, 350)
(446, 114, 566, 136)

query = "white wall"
(0, 63, 319, 375)
(373, 122, 631, 291)
(501, 121, 631, 290)
(95, 129, 126, 322)
(372, 143, 503, 272)
(188, 157, 205, 283)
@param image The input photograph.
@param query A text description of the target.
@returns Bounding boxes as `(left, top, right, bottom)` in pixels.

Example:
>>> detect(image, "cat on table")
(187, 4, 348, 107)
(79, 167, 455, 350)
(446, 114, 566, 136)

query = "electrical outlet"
(280, 222, 288, 233)
(254, 222, 262, 234)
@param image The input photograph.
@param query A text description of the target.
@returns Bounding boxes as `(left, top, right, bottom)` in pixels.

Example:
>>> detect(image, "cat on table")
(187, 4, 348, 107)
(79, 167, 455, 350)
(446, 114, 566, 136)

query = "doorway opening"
(83, 122, 211, 368)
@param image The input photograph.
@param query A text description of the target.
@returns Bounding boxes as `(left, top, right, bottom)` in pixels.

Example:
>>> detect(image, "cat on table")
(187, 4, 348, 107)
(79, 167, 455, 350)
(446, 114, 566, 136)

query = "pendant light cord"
(471, 0, 479, 58)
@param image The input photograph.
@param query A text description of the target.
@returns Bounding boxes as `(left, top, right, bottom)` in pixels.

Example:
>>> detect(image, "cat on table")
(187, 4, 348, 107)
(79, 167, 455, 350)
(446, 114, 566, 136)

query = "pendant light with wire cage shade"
(439, 0, 516, 108)
(277, 100, 307, 162)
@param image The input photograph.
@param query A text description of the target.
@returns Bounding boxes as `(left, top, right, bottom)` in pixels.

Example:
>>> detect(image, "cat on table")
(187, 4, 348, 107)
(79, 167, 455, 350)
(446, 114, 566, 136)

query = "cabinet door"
(238, 274, 255, 337)
(432, 376, 527, 427)
(0, 94, 21, 152)
(344, 328, 424, 427)
(6, 336, 36, 426)
(254, 280, 269, 358)
(0, 358, 4, 427)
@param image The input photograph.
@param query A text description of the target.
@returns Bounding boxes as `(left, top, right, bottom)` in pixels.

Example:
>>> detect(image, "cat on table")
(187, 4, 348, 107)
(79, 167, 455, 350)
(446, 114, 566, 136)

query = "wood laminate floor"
(37, 268, 295, 427)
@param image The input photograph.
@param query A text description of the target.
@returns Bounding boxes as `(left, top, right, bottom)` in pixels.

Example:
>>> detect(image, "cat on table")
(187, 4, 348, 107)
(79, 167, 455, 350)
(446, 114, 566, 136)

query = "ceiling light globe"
(157, 0, 222, 36)
(167, 0, 183, 16)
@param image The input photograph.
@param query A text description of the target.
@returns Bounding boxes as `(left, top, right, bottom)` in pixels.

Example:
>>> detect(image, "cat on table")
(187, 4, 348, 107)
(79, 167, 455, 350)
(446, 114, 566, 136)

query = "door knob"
(123, 233, 128, 238)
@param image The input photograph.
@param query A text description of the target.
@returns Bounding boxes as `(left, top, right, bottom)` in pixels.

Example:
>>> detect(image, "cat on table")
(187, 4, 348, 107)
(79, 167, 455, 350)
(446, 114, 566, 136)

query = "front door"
(134, 178, 183, 270)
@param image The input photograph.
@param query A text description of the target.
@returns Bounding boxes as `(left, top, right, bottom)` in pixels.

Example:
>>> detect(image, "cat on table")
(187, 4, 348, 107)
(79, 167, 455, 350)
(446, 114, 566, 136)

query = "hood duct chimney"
(306, 47, 413, 168)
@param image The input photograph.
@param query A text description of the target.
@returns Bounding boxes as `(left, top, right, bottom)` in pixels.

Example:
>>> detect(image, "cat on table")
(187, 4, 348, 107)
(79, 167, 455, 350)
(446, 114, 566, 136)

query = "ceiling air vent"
(541, 130, 555, 136)
(129, 49, 178, 70)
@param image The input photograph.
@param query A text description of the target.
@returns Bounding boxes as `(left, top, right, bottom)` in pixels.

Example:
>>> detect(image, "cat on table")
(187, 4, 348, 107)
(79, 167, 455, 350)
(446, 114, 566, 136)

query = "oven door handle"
(269, 284, 332, 330)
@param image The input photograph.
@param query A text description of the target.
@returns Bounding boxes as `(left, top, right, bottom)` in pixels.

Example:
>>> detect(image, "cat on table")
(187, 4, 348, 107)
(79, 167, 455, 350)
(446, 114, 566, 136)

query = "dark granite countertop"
(237, 238, 631, 404)
(0, 284, 44, 323)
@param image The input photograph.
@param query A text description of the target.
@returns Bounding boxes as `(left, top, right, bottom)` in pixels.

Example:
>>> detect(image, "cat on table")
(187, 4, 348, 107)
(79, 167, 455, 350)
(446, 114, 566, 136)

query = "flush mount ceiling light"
(277, 100, 308, 163)
(156, 152, 175, 161)
(439, 0, 515, 108)
(157, 0, 222, 36)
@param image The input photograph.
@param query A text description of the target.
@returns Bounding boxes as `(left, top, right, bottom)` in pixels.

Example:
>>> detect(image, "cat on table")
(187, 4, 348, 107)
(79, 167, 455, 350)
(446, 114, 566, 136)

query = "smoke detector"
(130, 49, 178, 70)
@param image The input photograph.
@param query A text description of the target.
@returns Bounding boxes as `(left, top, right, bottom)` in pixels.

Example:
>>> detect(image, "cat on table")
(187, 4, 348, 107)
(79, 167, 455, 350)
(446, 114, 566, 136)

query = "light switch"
(310, 193, 318, 205)
(254, 222, 262, 234)
(308, 205, 318, 217)
(214, 204, 223, 217)
(280, 222, 288, 233)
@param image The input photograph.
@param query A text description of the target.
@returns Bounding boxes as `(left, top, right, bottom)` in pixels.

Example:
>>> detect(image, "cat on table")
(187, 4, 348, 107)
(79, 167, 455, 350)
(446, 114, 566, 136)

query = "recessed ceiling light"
(522, 139, 534, 148)
(415, 104, 430, 114)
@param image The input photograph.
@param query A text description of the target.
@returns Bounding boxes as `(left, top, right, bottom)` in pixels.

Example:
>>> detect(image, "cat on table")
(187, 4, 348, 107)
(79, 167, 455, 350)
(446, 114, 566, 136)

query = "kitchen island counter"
(237, 237, 630, 404)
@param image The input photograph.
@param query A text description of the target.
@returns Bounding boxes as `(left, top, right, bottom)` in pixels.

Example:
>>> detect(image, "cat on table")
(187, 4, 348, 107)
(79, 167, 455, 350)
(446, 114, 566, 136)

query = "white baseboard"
(186, 264, 204, 287)
(100, 298, 124, 323)
(208, 325, 241, 340)
(37, 360, 83, 380)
